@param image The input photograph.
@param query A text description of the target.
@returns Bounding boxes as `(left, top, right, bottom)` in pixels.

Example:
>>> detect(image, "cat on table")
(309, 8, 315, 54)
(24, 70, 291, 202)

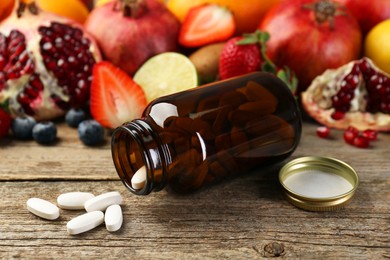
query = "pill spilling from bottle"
(131, 166, 146, 190)
(26, 191, 124, 235)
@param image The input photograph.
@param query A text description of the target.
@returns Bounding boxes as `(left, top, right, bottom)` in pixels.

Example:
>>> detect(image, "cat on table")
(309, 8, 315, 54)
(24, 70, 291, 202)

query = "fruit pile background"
(0, 0, 390, 146)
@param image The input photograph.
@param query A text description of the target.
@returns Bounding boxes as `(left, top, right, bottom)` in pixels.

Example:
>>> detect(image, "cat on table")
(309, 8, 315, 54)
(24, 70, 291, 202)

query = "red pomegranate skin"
(85, 0, 180, 76)
(334, 0, 390, 35)
(259, 0, 362, 92)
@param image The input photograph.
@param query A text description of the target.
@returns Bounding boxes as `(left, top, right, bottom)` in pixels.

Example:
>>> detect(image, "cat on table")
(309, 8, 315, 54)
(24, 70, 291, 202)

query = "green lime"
(134, 52, 198, 102)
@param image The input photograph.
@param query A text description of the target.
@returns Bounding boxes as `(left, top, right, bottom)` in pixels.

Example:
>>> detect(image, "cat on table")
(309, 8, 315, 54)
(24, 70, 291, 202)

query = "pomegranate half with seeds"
(302, 58, 390, 131)
(0, 1, 101, 120)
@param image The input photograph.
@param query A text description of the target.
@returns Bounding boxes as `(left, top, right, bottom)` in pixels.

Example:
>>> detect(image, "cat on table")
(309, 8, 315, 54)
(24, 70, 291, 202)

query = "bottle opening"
(111, 126, 151, 195)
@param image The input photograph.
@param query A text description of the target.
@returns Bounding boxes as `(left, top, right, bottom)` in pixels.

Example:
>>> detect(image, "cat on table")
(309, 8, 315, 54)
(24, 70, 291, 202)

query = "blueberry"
(78, 120, 104, 146)
(32, 121, 57, 144)
(11, 116, 37, 140)
(65, 108, 86, 128)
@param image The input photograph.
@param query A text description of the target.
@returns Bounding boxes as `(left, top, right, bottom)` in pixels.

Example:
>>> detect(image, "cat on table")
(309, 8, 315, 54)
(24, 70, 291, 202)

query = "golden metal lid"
(279, 156, 359, 211)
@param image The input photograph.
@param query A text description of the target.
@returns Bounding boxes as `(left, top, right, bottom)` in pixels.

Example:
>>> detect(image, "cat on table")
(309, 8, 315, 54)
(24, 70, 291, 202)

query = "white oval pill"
(131, 166, 146, 190)
(67, 211, 104, 235)
(27, 198, 60, 220)
(105, 204, 123, 232)
(84, 191, 122, 212)
(57, 192, 95, 210)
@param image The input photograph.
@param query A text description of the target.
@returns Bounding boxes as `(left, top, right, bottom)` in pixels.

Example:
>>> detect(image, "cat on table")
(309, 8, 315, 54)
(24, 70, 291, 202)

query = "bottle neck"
(111, 119, 170, 195)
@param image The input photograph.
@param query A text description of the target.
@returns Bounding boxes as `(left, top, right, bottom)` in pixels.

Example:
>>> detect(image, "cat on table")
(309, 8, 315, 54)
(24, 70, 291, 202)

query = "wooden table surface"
(0, 121, 389, 259)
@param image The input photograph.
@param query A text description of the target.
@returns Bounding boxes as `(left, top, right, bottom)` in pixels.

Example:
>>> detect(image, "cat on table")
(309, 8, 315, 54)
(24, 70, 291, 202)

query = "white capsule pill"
(84, 191, 122, 212)
(66, 211, 104, 235)
(27, 198, 60, 220)
(131, 166, 146, 190)
(57, 192, 95, 210)
(104, 204, 123, 232)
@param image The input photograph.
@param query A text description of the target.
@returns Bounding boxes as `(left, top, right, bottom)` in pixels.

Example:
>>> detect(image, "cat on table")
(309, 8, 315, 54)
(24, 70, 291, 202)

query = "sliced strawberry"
(179, 4, 235, 48)
(90, 62, 147, 129)
(0, 108, 11, 138)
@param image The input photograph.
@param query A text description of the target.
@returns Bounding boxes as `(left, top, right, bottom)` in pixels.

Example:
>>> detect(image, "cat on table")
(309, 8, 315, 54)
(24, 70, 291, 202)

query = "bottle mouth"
(111, 123, 152, 195)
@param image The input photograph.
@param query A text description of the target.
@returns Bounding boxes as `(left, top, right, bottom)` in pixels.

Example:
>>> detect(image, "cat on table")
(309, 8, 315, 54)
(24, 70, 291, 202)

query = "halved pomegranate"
(0, 1, 101, 120)
(302, 58, 390, 131)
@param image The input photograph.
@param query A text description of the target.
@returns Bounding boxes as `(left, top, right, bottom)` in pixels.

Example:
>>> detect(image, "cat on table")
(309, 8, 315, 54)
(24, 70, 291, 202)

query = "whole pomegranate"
(302, 58, 390, 132)
(333, 0, 390, 35)
(0, 1, 101, 120)
(259, 0, 362, 92)
(85, 0, 180, 76)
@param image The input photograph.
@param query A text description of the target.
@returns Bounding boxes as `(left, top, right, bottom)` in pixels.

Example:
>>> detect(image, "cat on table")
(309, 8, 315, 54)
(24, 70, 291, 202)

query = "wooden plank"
(0, 123, 118, 180)
(0, 178, 389, 259)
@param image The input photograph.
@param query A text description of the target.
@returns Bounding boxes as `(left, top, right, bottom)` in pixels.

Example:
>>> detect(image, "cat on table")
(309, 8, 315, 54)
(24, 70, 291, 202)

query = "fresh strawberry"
(219, 35, 262, 80)
(0, 108, 11, 138)
(179, 4, 235, 48)
(90, 62, 147, 129)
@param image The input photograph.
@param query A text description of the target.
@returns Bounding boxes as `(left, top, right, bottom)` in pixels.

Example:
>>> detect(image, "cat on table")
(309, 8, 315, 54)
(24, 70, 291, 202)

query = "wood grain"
(0, 121, 389, 259)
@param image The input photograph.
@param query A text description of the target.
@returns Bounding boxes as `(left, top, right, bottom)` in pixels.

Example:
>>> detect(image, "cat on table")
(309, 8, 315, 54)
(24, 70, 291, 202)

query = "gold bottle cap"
(279, 156, 359, 211)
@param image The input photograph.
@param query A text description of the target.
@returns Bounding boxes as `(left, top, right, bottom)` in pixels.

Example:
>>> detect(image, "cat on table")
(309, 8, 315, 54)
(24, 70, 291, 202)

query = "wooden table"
(1, 121, 389, 259)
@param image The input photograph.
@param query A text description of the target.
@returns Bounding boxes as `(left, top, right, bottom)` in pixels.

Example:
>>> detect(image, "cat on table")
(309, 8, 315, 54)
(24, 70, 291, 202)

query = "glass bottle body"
(111, 72, 302, 195)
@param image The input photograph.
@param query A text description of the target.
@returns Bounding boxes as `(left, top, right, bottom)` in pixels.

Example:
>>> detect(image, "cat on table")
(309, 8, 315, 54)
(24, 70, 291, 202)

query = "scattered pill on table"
(26, 198, 60, 220)
(84, 191, 123, 212)
(66, 211, 104, 235)
(27, 191, 124, 235)
(131, 166, 146, 190)
(104, 204, 123, 232)
(57, 192, 95, 210)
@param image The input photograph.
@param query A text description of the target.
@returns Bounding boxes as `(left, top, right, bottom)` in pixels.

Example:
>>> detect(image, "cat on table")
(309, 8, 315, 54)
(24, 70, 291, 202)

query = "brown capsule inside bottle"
(111, 72, 302, 195)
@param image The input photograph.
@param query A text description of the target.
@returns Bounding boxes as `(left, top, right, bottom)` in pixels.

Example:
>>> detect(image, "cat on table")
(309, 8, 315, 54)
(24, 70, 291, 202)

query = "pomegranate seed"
(346, 126, 359, 135)
(331, 111, 345, 120)
(343, 131, 355, 145)
(343, 126, 358, 145)
(362, 129, 378, 141)
(359, 58, 373, 77)
(353, 135, 370, 148)
(316, 126, 330, 138)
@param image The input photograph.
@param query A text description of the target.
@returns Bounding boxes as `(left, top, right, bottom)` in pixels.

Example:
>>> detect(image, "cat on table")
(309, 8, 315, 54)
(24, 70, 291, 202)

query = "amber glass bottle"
(111, 72, 302, 195)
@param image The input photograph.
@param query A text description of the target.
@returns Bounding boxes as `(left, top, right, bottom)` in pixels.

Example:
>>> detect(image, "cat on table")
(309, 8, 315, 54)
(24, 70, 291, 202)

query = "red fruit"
(259, 0, 362, 92)
(362, 129, 378, 141)
(316, 126, 330, 138)
(343, 126, 358, 144)
(343, 131, 355, 145)
(0, 108, 11, 138)
(0, 1, 101, 121)
(302, 58, 390, 132)
(333, 0, 390, 35)
(353, 135, 370, 148)
(219, 34, 262, 80)
(85, 0, 180, 76)
(179, 4, 235, 48)
(90, 61, 147, 129)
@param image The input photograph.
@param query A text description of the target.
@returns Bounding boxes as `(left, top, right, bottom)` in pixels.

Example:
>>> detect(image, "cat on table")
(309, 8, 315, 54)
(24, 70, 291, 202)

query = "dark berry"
(78, 120, 104, 146)
(0, 108, 11, 138)
(316, 126, 330, 138)
(65, 108, 86, 128)
(11, 116, 36, 140)
(32, 121, 57, 144)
